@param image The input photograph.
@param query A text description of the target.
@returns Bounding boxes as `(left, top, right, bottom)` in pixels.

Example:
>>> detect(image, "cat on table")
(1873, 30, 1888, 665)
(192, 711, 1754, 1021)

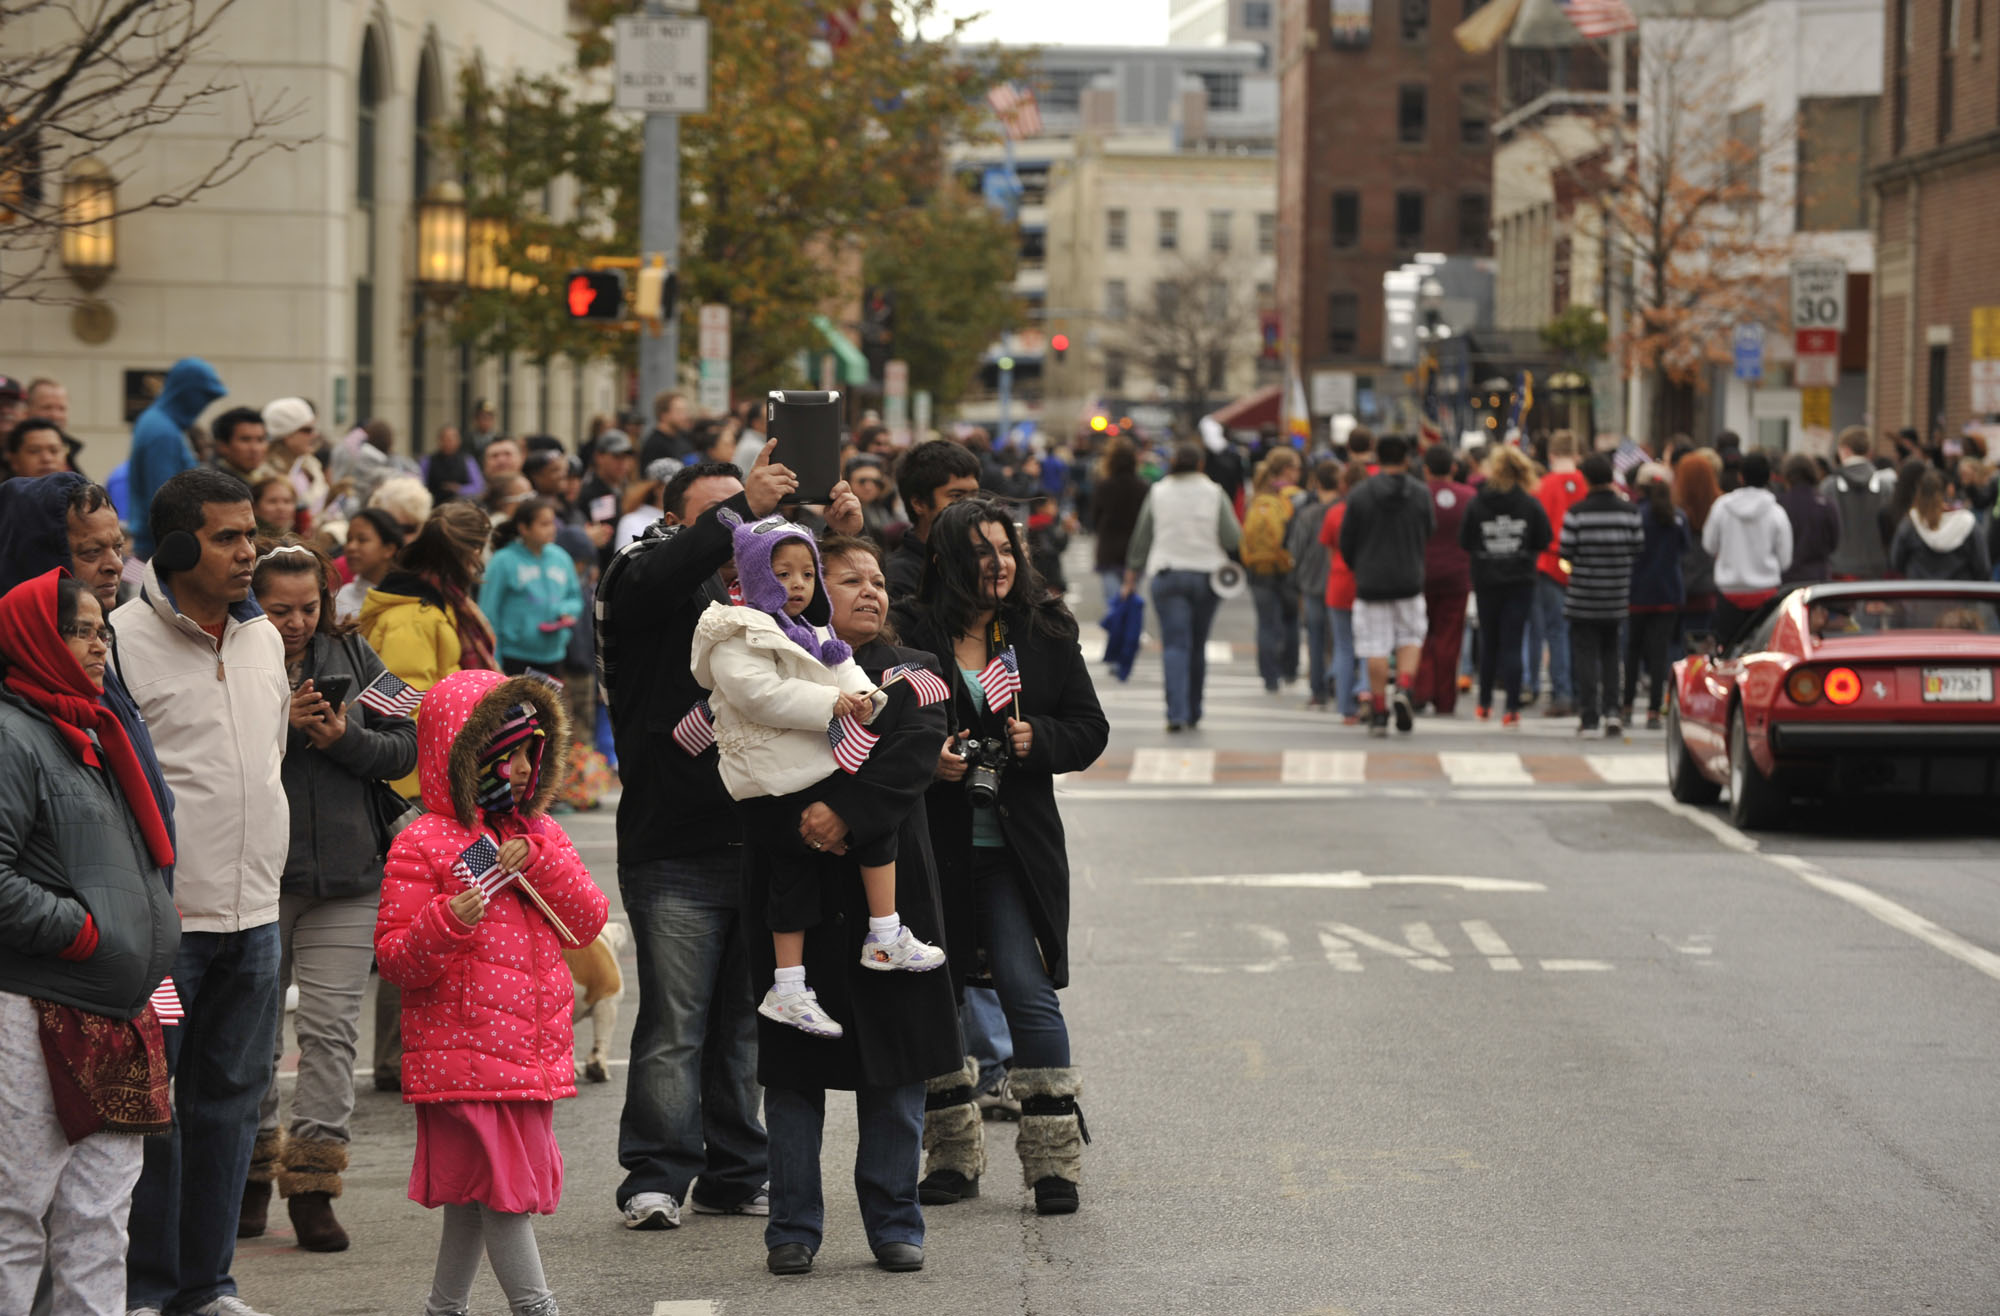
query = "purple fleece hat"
(728, 513, 850, 665)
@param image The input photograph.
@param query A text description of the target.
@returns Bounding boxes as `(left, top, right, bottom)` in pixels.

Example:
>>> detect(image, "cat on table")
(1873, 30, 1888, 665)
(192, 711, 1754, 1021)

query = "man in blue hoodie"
(0, 472, 175, 856)
(128, 357, 225, 560)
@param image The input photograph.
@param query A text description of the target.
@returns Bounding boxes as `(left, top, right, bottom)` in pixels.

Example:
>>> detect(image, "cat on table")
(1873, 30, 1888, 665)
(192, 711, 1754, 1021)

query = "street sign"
(614, 16, 710, 115)
(1310, 369, 1357, 416)
(1791, 259, 1848, 333)
(1973, 360, 2000, 415)
(1794, 327, 1840, 389)
(696, 303, 729, 414)
(1973, 306, 2000, 360)
(912, 389, 932, 441)
(884, 359, 910, 444)
(1732, 323, 1764, 381)
(1800, 387, 1832, 431)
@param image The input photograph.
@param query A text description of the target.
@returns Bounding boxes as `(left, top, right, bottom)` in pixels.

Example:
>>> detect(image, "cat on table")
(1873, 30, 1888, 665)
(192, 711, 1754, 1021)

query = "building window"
(1244, 0, 1273, 27)
(1106, 208, 1127, 250)
(1104, 350, 1126, 393)
(1158, 209, 1179, 250)
(1457, 191, 1489, 252)
(1105, 278, 1128, 321)
(1207, 279, 1230, 319)
(1398, 84, 1428, 144)
(1331, 0, 1372, 46)
(1332, 190, 1360, 248)
(1257, 211, 1276, 254)
(1395, 190, 1425, 250)
(1940, 0, 1959, 142)
(1154, 354, 1178, 390)
(1044, 66, 1110, 114)
(355, 30, 383, 427)
(1460, 83, 1489, 147)
(1209, 209, 1232, 253)
(1327, 292, 1359, 356)
(1929, 344, 1949, 441)
(1797, 97, 1876, 232)
(1893, 0, 1910, 154)
(1726, 105, 1763, 213)
(1256, 281, 1275, 309)
(1199, 72, 1243, 112)
(1401, 0, 1430, 43)
(1155, 280, 1181, 319)
(1207, 350, 1228, 391)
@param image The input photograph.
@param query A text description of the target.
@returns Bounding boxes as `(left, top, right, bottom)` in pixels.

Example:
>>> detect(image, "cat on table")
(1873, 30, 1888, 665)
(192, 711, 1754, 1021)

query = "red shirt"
(1535, 469, 1589, 584)
(1319, 501, 1357, 609)
(1424, 479, 1477, 593)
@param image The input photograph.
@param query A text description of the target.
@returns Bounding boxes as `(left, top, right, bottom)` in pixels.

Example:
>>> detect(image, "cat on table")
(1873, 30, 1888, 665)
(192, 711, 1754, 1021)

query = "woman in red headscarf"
(0, 568, 180, 1316)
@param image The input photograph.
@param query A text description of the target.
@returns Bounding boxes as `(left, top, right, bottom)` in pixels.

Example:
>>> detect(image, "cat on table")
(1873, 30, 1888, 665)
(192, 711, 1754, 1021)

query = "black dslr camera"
(955, 736, 1008, 809)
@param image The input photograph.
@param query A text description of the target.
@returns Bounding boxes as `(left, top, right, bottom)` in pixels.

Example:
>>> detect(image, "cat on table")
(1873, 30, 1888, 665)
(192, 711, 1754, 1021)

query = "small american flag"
(149, 978, 183, 1026)
(987, 82, 1043, 141)
(1559, 0, 1637, 39)
(827, 711, 880, 774)
(976, 648, 1021, 709)
(357, 669, 423, 717)
(727, 579, 745, 606)
(884, 662, 950, 707)
(672, 700, 716, 756)
(454, 835, 517, 899)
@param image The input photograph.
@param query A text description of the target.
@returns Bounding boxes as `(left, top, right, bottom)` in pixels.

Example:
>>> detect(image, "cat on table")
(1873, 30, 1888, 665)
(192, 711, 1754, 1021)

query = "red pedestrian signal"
(1051, 333, 1070, 361)
(564, 270, 625, 322)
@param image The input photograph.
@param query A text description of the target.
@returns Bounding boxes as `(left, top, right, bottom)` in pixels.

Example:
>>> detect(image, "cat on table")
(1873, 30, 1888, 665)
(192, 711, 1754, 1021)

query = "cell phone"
(313, 674, 355, 708)
(765, 390, 843, 505)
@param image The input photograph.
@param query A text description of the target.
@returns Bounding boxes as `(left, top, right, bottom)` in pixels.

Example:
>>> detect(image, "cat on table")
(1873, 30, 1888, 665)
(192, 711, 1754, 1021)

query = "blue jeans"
(1098, 568, 1125, 611)
(764, 1083, 924, 1256)
(1330, 608, 1361, 716)
(973, 852, 1069, 1069)
(1150, 570, 1221, 727)
(1302, 594, 1334, 702)
(616, 848, 768, 1210)
(1248, 573, 1300, 690)
(1527, 575, 1573, 701)
(127, 924, 282, 1315)
(962, 987, 1013, 1092)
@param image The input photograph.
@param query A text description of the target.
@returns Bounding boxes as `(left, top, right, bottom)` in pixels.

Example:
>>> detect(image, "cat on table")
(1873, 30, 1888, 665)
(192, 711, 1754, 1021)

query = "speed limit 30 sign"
(1791, 259, 1848, 333)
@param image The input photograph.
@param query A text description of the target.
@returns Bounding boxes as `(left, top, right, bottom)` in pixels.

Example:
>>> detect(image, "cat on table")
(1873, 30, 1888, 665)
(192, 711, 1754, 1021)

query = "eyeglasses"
(59, 622, 114, 646)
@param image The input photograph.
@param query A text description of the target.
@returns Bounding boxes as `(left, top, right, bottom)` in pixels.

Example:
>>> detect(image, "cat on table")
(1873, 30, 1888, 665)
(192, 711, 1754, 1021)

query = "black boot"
(918, 1056, 984, 1205)
(1013, 1067, 1089, 1216)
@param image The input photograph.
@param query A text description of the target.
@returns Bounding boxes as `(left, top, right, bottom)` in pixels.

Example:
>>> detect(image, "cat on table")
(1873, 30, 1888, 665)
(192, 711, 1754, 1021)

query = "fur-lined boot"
(1011, 1066, 1089, 1215)
(279, 1137, 351, 1252)
(918, 1055, 984, 1205)
(238, 1129, 282, 1238)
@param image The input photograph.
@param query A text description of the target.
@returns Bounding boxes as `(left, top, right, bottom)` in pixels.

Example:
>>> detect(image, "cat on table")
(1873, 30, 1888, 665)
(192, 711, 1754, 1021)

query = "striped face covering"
(475, 702, 545, 815)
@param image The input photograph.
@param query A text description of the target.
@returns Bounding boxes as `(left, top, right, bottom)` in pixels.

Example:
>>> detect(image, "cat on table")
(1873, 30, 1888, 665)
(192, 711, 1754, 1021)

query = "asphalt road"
(238, 549, 2000, 1316)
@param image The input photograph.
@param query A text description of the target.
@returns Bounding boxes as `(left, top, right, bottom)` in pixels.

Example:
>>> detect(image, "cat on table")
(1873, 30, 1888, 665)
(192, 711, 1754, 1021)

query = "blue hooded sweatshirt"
(128, 357, 225, 559)
(0, 473, 177, 879)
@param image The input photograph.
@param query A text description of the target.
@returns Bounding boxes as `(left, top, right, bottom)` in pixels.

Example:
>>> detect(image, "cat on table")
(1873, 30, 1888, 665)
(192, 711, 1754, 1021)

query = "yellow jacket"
(356, 583, 462, 798)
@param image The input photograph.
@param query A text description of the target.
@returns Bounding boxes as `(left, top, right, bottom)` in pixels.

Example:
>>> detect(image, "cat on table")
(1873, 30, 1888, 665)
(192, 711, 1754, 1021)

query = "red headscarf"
(0, 570, 175, 867)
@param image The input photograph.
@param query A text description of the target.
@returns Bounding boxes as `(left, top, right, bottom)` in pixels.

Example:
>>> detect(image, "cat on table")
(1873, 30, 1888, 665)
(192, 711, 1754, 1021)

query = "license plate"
(1922, 667, 1993, 702)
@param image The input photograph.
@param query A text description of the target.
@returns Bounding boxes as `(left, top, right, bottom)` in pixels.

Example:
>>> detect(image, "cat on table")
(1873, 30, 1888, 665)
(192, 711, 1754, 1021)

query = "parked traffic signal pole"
(637, 0, 680, 412)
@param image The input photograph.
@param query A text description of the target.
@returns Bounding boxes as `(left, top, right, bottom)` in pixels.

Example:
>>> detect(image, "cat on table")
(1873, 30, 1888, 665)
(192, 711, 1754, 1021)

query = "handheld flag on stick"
(883, 663, 950, 707)
(358, 669, 424, 718)
(827, 712, 880, 774)
(149, 979, 183, 1026)
(454, 835, 517, 899)
(976, 648, 1021, 709)
(672, 700, 716, 756)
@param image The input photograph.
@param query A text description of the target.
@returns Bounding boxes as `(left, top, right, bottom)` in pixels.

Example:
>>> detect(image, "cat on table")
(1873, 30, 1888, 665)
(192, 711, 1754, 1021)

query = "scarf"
(435, 576, 498, 673)
(0, 570, 174, 868)
(34, 998, 171, 1142)
(476, 701, 545, 816)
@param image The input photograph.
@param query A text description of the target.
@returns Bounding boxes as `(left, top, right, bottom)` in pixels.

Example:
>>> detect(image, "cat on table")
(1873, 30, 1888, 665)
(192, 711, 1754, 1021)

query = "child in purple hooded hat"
(689, 513, 945, 1038)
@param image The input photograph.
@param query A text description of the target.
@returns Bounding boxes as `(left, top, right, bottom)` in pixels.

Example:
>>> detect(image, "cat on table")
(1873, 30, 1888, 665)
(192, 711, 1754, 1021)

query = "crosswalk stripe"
(1128, 747, 1216, 783)
(1438, 752, 1535, 786)
(1281, 750, 1367, 783)
(1585, 754, 1662, 784)
(1086, 748, 1662, 787)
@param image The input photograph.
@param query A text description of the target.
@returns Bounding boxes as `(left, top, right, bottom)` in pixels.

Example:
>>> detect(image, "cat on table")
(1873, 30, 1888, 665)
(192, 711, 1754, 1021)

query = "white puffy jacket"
(111, 562, 291, 933)
(689, 603, 884, 801)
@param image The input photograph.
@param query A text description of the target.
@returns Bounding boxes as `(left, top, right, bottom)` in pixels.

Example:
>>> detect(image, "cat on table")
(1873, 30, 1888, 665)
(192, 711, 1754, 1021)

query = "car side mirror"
(1684, 629, 1717, 657)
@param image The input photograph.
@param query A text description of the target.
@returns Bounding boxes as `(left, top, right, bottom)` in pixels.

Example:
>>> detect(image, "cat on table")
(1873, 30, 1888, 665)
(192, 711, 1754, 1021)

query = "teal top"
(960, 669, 1006, 849)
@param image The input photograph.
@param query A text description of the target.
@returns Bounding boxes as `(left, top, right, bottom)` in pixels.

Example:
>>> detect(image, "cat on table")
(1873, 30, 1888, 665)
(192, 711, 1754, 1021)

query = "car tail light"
(1785, 669, 1823, 704)
(1824, 666, 1863, 705)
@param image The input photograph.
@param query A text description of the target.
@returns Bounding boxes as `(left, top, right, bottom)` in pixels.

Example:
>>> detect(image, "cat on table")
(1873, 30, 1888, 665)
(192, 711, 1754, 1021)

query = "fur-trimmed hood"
(414, 668, 571, 829)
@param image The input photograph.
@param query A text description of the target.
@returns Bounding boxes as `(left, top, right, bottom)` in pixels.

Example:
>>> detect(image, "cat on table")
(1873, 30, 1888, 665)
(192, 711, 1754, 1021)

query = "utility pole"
(636, 0, 681, 414)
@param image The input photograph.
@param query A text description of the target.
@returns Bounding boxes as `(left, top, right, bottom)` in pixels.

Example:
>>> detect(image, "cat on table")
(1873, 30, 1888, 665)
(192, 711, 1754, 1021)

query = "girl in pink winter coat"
(374, 669, 609, 1316)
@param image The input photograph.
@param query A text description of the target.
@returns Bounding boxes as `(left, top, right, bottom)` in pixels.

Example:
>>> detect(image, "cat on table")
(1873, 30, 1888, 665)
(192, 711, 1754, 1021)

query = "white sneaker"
(860, 926, 947, 972)
(758, 986, 844, 1037)
(188, 1299, 275, 1316)
(692, 1184, 771, 1216)
(623, 1191, 681, 1230)
(127, 1309, 165, 1316)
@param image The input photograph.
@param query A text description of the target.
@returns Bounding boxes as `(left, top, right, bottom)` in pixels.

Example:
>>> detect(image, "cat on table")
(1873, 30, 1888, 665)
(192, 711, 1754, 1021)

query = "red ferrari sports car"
(1667, 582, 2000, 828)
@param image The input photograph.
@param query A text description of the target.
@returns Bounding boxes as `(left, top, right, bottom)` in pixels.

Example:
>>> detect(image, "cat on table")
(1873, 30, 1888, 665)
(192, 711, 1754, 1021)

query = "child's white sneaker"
(758, 986, 843, 1037)
(860, 926, 946, 972)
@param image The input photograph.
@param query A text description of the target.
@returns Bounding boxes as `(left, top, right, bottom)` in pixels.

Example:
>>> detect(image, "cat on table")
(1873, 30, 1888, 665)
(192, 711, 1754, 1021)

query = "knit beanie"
(476, 701, 546, 815)
(262, 396, 316, 441)
(726, 513, 850, 666)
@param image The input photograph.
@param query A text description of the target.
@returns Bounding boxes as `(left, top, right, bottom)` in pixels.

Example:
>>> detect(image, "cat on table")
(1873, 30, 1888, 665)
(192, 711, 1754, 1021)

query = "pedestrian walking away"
(1822, 425, 1896, 580)
(1124, 441, 1240, 732)
(1529, 430, 1589, 715)
(1558, 454, 1645, 735)
(1890, 468, 1992, 581)
(1286, 461, 1341, 709)
(1241, 448, 1304, 693)
(374, 669, 609, 1316)
(1413, 443, 1475, 715)
(1088, 438, 1150, 609)
(1776, 452, 1843, 584)
(1622, 466, 1691, 730)
(1703, 451, 1794, 646)
(1458, 445, 1551, 723)
(1338, 435, 1434, 737)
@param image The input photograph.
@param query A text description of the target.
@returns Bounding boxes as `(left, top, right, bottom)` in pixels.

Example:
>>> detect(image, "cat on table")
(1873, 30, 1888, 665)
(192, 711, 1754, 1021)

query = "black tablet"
(765, 390, 843, 505)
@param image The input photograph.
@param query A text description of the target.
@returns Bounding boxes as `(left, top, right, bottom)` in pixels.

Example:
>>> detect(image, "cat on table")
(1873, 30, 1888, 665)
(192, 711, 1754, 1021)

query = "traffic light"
(1089, 414, 1108, 433)
(564, 270, 625, 322)
(1051, 332, 1070, 362)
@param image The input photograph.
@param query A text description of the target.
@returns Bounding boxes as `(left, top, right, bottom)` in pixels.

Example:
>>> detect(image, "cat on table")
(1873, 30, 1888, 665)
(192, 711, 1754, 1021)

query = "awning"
(1454, 0, 1525, 53)
(1210, 384, 1281, 430)
(811, 314, 871, 386)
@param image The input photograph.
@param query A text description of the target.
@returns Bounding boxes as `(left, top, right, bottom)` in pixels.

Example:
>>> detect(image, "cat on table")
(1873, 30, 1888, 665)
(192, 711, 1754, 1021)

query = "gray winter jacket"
(282, 632, 419, 902)
(0, 688, 180, 1019)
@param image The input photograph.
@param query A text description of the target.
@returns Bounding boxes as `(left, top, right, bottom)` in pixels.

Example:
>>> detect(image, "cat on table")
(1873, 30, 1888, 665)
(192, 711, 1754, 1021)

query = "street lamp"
(60, 158, 115, 292)
(416, 181, 467, 293)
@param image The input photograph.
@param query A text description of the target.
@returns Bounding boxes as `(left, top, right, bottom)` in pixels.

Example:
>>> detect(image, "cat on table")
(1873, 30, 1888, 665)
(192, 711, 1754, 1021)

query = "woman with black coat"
(748, 536, 963, 1276)
(1458, 445, 1551, 722)
(1622, 469, 1691, 729)
(902, 498, 1109, 1216)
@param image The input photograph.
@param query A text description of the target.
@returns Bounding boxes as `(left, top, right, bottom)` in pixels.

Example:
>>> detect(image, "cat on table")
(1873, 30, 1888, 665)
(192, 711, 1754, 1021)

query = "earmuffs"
(152, 530, 201, 576)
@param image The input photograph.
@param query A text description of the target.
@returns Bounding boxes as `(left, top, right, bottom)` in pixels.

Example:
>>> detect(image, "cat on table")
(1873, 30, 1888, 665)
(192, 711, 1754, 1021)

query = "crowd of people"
(0, 362, 1112, 1316)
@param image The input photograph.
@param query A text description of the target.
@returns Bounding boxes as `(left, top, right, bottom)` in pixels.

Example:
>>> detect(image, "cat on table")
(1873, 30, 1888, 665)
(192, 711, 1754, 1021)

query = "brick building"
(1277, 0, 1496, 427)
(1874, 0, 2000, 439)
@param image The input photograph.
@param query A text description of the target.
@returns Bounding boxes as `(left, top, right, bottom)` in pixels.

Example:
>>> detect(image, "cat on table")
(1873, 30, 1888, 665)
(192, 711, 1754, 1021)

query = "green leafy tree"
(863, 185, 1020, 413)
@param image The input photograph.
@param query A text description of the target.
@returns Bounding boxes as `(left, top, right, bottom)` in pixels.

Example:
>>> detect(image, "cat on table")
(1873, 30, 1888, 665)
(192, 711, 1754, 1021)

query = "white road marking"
(1460, 919, 1522, 971)
(1587, 754, 1662, 784)
(1240, 923, 1295, 974)
(1651, 798, 2000, 986)
(1540, 959, 1615, 972)
(1439, 752, 1534, 785)
(1281, 749, 1368, 783)
(1127, 747, 1216, 783)
(1325, 921, 1452, 971)
(1317, 928, 1364, 972)
(1068, 785, 1668, 804)
(655, 1303, 721, 1316)
(1403, 922, 1451, 959)
(1205, 639, 1237, 665)
(1141, 872, 1546, 893)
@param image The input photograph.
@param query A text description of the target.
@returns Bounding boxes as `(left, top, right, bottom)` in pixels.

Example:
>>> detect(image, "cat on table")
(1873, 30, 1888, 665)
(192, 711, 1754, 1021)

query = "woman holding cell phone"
(247, 537, 419, 1252)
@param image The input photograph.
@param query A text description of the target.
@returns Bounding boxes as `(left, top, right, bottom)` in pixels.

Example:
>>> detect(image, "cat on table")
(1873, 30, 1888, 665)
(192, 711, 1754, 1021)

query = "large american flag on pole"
(987, 82, 1043, 140)
(976, 648, 1021, 709)
(827, 712, 880, 774)
(1559, 0, 1637, 38)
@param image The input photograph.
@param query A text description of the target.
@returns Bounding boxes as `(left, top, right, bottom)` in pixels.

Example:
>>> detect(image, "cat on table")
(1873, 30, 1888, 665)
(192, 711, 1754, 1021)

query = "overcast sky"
(925, 0, 1170, 47)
